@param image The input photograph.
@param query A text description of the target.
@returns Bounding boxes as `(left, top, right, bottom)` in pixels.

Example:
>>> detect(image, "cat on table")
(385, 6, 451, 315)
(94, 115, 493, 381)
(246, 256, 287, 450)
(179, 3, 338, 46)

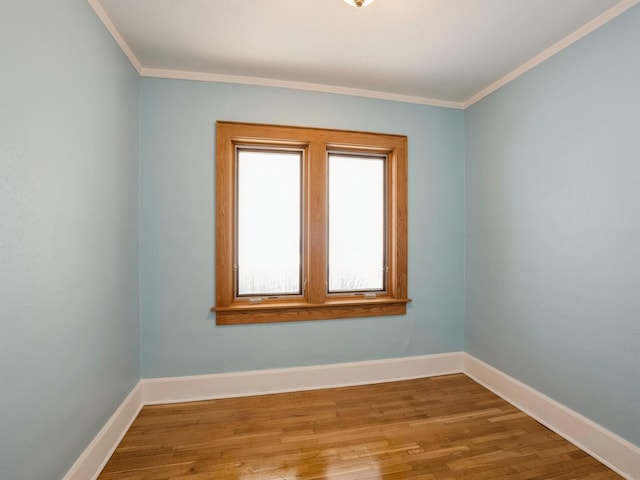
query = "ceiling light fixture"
(344, 0, 376, 7)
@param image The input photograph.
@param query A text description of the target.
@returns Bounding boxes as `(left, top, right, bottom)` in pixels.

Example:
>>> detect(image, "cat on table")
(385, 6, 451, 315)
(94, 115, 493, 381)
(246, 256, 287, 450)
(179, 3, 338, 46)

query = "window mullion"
(305, 141, 327, 305)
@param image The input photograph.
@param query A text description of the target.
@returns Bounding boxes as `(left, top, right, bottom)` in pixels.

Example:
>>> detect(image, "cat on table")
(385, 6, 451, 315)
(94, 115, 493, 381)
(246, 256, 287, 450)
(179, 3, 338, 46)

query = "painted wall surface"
(139, 79, 465, 377)
(465, 5, 640, 446)
(0, 1, 140, 479)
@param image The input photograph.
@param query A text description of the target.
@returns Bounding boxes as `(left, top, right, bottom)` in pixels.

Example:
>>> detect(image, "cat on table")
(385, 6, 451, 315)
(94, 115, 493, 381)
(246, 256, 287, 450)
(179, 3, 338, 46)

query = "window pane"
(237, 149, 301, 296)
(328, 154, 385, 293)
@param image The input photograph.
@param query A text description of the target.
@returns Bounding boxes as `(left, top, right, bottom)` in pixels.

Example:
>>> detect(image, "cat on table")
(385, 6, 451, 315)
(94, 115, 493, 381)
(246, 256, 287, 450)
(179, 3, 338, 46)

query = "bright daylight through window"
(213, 122, 409, 325)
(237, 149, 302, 296)
(328, 153, 386, 293)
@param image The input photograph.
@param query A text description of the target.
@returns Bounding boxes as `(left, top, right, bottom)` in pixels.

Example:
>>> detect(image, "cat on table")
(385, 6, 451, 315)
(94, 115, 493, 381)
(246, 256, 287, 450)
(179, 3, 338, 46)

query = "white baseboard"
(63, 382, 144, 480)
(64, 352, 640, 480)
(142, 352, 464, 404)
(463, 354, 640, 480)
(61, 353, 461, 479)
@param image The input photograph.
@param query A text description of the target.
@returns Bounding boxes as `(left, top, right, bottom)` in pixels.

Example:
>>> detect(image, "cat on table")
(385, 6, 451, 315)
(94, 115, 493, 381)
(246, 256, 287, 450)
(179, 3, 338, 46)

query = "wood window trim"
(212, 121, 410, 325)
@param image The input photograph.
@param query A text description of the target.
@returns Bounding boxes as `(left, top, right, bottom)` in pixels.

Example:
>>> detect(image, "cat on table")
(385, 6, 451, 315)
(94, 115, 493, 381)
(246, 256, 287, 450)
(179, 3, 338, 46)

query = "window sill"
(212, 298, 412, 325)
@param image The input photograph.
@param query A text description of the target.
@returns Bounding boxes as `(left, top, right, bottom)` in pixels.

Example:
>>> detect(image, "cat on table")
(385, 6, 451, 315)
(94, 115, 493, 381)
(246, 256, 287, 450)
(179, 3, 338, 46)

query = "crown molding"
(463, 0, 640, 108)
(89, 0, 639, 110)
(139, 67, 465, 109)
(88, 0, 144, 74)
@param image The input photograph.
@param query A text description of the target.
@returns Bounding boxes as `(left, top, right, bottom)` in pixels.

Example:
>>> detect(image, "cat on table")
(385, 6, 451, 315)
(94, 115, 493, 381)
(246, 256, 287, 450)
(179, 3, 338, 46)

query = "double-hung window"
(213, 122, 409, 324)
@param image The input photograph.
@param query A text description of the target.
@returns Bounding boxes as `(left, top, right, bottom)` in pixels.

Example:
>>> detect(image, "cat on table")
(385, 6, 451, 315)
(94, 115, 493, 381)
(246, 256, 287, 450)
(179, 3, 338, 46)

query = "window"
(213, 122, 409, 324)
(236, 148, 302, 296)
(328, 152, 386, 293)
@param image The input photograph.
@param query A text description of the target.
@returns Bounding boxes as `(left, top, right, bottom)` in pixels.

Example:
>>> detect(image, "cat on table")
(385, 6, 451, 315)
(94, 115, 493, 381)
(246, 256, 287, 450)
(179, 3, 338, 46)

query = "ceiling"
(90, 0, 638, 108)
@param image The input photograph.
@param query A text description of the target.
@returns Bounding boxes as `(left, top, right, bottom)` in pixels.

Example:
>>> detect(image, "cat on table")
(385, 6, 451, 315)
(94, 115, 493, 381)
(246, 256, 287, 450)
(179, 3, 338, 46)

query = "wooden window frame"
(212, 121, 410, 325)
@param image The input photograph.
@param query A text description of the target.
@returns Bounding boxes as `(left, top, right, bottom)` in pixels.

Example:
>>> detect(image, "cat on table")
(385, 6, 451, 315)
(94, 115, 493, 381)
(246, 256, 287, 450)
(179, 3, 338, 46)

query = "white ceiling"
(90, 0, 638, 108)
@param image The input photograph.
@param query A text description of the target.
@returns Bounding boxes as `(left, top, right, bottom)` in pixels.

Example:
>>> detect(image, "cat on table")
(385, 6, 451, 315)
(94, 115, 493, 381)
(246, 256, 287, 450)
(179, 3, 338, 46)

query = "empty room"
(1, 0, 638, 479)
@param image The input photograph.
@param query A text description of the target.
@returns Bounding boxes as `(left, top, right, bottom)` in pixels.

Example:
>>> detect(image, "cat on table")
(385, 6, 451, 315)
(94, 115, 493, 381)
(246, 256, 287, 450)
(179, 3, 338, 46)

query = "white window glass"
(236, 149, 301, 296)
(328, 154, 386, 293)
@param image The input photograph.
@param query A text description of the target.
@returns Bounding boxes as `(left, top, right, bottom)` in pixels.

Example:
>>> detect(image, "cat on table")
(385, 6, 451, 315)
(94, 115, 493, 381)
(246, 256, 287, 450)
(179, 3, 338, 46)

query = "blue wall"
(0, 1, 140, 478)
(139, 79, 466, 377)
(465, 5, 640, 446)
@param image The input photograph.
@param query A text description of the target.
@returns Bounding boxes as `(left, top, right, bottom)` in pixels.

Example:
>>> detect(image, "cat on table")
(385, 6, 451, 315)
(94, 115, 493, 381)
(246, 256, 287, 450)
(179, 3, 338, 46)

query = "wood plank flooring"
(98, 374, 622, 479)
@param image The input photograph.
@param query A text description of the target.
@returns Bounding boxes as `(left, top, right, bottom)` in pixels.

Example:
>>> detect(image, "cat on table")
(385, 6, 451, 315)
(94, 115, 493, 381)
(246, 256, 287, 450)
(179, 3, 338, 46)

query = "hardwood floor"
(98, 374, 622, 479)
